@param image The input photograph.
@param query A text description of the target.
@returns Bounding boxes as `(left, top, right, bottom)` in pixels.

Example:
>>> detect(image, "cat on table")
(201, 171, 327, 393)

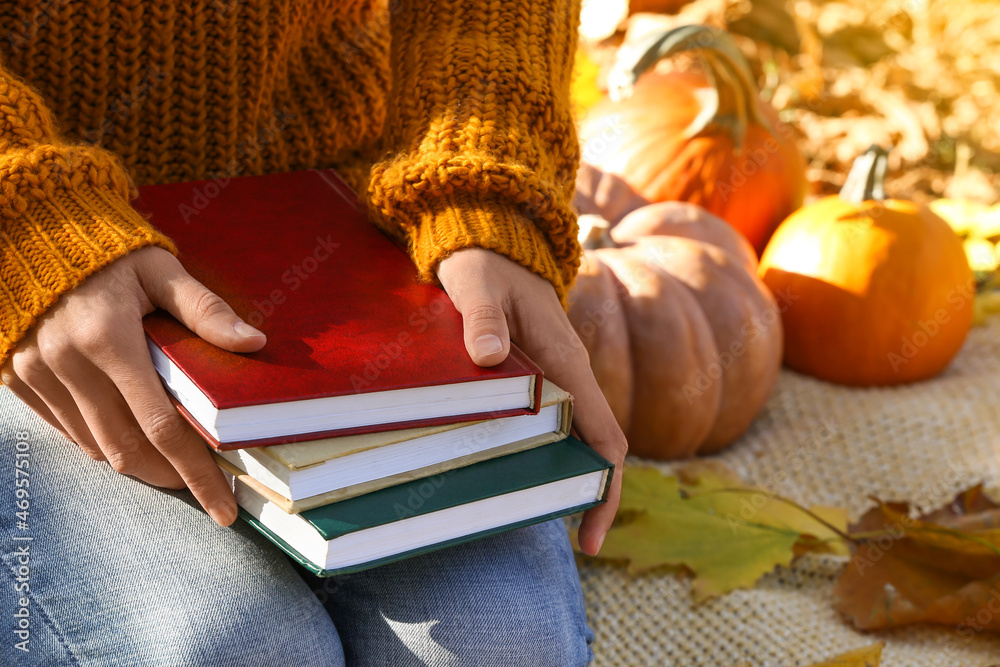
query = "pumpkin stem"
(840, 145, 889, 203)
(607, 25, 769, 151)
(578, 214, 617, 250)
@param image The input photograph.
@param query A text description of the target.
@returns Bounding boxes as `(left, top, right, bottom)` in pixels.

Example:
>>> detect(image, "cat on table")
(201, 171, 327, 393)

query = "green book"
(223, 436, 612, 576)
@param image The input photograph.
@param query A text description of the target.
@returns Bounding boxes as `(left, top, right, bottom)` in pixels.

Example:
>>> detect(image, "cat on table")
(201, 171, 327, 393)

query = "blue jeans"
(0, 387, 594, 665)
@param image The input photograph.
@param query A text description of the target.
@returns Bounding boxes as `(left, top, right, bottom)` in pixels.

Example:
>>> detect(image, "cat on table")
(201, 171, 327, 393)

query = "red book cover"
(134, 170, 542, 450)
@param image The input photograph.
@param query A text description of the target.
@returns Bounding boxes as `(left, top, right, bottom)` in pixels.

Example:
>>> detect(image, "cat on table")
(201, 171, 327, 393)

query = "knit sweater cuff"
(0, 183, 177, 367)
(405, 192, 575, 305)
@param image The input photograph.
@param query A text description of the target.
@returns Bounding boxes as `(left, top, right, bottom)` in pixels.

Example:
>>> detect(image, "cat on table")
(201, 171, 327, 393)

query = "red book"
(135, 170, 542, 450)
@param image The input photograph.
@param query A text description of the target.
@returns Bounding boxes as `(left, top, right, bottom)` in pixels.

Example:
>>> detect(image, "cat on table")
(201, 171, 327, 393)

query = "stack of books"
(135, 170, 613, 576)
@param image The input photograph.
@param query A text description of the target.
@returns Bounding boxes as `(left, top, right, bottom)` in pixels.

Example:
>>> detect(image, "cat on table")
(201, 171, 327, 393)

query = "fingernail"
(594, 533, 605, 555)
(208, 502, 238, 526)
(233, 320, 264, 338)
(473, 334, 503, 357)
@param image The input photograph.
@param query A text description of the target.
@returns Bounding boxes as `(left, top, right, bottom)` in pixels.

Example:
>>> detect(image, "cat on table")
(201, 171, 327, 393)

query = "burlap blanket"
(579, 316, 1000, 666)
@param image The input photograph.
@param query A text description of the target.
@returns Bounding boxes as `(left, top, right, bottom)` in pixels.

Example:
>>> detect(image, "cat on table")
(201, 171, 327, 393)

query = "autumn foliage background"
(571, 2, 1000, 660)
(575, 0, 1000, 208)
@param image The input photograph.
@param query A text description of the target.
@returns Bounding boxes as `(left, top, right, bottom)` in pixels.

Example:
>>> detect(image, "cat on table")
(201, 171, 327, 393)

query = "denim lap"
(313, 518, 594, 666)
(0, 387, 593, 666)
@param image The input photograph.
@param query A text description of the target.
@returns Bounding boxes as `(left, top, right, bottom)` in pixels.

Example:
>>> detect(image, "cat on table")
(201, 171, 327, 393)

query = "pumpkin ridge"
(570, 192, 781, 458)
(608, 245, 722, 457)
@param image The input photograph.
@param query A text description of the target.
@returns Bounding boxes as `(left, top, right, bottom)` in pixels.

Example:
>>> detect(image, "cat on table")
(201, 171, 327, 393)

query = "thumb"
(456, 297, 512, 368)
(138, 251, 266, 353)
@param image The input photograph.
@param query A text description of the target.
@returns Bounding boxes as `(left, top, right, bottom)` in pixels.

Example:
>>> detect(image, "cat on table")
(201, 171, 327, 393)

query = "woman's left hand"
(437, 247, 627, 556)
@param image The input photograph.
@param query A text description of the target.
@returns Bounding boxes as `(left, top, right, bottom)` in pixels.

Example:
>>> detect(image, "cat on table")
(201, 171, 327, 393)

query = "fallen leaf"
(587, 463, 848, 600)
(835, 486, 1000, 632)
(676, 462, 850, 557)
(805, 643, 883, 667)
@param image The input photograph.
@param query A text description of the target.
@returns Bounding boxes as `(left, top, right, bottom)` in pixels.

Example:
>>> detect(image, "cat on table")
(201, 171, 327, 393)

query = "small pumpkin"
(569, 168, 783, 459)
(758, 146, 974, 386)
(578, 25, 806, 255)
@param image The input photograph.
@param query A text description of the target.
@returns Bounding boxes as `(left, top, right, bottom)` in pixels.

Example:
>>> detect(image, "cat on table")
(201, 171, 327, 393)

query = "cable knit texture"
(0, 0, 582, 369)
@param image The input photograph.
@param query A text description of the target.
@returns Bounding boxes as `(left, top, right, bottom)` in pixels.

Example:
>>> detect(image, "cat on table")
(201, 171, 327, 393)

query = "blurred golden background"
(574, 0, 999, 205)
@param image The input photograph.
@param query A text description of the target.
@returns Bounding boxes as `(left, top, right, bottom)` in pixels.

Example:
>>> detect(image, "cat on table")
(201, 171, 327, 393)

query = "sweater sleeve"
(0, 64, 177, 369)
(366, 0, 583, 304)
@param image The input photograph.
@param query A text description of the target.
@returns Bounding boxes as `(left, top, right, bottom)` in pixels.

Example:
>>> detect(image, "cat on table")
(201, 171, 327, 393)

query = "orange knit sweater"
(0, 0, 582, 368)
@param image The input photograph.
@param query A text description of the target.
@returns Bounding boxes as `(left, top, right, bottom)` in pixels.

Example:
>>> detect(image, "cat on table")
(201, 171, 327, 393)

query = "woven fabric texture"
(580, 316, 1000, 666)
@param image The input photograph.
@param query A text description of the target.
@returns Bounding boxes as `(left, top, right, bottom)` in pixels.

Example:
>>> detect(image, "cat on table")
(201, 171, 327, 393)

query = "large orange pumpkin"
(579, 25, 806, 255)
(569, 167, 783, 459)
(759, 146, 974, 386)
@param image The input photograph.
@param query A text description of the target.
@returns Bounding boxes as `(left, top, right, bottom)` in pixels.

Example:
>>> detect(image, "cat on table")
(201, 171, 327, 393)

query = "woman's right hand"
(0, 246, 266, 526)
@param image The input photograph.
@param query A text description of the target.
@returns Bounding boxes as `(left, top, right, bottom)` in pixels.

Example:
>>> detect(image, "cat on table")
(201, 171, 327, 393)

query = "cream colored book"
(216, 382, 572, 513)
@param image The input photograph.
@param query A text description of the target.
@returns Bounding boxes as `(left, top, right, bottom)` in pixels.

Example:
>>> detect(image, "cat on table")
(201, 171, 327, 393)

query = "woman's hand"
(437, 247, 627, 556)
(0, 246, 266, 526)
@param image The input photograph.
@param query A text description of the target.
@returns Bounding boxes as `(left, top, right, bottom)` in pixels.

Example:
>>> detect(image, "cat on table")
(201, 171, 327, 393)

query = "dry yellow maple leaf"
(805, 642, 884, 667)
(582, 463, 848, 601)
